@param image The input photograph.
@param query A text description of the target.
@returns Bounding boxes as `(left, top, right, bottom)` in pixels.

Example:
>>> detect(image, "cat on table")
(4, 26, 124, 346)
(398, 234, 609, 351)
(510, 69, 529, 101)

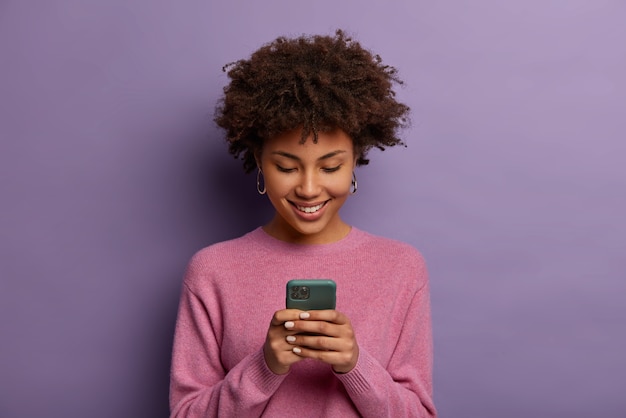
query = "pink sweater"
(170, 227, 436, 417)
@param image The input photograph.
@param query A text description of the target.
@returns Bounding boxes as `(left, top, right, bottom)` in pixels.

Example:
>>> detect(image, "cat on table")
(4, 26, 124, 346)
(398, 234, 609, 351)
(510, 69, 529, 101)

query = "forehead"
(263, 128, 354, 156)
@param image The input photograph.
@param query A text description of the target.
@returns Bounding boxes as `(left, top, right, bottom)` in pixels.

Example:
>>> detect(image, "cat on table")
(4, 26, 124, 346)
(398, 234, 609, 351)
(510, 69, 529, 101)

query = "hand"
(284, 310, 359, 374)
(263, 309, 308, 375)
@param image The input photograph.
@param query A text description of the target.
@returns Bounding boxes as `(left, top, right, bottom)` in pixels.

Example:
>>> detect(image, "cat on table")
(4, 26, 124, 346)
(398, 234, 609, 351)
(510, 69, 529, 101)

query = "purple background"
(1, 1, 625, 417)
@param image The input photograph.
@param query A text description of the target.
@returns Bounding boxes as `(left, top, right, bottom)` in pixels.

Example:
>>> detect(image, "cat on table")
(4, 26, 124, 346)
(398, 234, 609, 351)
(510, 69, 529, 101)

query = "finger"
(292, 318, 356, 340)
(290, 342, 359, 373)
(270, 309, 306, 326)
(290, 344, 351, 364)
(263, 338, 304, 374)
(286, 334, 343, 352)
(298, 309, 349, 325)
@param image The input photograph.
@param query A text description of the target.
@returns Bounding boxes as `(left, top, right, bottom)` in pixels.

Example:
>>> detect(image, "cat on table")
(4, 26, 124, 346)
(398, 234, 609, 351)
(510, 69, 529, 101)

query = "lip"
(289, 200, 330, 221)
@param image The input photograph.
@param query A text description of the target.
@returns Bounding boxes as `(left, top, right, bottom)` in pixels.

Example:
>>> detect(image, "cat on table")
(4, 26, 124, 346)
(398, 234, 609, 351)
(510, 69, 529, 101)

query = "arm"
(335, 282, 437, 418)
(169, 284, 287, 417)
(282, 282, 436, 417)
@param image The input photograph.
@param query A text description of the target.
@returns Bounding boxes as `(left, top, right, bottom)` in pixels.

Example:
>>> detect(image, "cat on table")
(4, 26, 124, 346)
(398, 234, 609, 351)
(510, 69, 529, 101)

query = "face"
(258, 128, 356, 245)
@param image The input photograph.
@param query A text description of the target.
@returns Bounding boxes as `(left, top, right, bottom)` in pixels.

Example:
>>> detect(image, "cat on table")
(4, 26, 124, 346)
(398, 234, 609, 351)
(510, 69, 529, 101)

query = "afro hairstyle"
(214, 29, 410, 173)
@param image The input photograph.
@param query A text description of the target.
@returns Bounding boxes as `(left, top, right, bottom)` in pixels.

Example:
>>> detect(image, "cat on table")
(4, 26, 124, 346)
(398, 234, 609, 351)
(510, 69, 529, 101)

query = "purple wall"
(1, 1, 624, 417)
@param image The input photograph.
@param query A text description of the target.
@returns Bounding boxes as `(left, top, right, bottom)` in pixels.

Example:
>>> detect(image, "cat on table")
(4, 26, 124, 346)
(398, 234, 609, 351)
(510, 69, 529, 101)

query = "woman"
(170, 30, 437, 417)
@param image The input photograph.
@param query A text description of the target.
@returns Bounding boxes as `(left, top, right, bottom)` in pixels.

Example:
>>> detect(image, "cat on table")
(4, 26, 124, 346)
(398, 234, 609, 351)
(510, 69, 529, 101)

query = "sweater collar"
(247, 226, 365, 256)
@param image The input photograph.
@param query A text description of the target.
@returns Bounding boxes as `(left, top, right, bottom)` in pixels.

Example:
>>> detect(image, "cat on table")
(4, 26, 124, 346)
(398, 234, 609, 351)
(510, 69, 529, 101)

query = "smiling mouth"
(293, 201, 327, 214)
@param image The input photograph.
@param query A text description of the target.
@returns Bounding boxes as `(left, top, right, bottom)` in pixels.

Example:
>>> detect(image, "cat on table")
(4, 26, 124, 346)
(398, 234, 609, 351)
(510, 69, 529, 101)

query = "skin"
(256, 127, 360, 375)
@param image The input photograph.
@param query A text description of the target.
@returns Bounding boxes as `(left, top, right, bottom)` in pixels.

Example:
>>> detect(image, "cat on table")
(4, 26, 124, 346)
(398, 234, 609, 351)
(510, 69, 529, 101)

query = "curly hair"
(214, 29, 410, 173)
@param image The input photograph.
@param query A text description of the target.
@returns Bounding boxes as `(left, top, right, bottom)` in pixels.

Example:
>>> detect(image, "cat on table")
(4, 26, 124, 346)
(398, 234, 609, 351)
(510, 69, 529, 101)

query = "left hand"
(285, 310, 359, 374)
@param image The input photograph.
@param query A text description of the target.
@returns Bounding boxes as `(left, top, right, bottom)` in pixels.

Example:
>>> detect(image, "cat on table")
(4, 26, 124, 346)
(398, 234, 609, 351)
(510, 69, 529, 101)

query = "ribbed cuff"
(334, 348, 375, 396)
(247, 348, 288, 396)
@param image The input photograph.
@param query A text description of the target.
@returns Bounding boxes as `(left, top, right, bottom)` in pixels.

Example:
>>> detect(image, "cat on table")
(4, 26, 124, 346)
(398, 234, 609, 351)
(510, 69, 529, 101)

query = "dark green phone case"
(286, 279, 336, 310)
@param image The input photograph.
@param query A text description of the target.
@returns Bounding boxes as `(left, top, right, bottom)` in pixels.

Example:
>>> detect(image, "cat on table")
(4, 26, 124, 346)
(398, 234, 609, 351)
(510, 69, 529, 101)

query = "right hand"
(263, 309, 306, 374)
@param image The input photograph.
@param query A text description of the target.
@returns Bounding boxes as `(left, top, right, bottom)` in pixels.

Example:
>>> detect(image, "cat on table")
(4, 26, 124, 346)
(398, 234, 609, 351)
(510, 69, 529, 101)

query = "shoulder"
(183, 228, 264, 283)
(351, 228, 428, 284)
(354, 228, 425, 264)
(348, 228, 430, 302)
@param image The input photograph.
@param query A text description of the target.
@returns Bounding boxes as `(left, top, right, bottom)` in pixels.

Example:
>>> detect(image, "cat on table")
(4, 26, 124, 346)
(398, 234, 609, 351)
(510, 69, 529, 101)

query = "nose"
(295, 170, 321, 199)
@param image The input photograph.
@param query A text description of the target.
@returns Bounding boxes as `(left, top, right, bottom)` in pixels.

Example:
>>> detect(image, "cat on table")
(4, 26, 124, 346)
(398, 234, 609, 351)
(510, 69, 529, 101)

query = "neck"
(262, 217, 351, 245)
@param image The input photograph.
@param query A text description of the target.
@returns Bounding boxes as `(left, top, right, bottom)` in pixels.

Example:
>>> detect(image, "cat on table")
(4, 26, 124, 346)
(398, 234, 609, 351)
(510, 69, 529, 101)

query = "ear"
(352, 144, 361, 169)
(254, 151, 262, 170)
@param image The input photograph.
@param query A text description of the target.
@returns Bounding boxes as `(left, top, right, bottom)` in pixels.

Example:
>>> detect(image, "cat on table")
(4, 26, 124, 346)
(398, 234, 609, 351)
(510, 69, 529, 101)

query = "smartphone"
(286, 279, 336, 310)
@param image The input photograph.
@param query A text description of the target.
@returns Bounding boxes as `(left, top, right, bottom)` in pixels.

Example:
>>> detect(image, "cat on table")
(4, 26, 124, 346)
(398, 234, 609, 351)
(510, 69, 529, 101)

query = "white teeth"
(296, 203, 324, 213)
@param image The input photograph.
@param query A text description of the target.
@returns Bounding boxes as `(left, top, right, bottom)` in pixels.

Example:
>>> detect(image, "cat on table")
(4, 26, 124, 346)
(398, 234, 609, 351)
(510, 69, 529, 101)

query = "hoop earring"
(350, 172, 358, 194)
(256, 168, 266, 195)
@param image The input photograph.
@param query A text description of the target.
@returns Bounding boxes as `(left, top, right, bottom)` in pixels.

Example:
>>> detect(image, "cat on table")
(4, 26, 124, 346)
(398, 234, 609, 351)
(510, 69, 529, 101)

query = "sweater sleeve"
(335, 281, 437, 418)
(169, 283, 287, 417)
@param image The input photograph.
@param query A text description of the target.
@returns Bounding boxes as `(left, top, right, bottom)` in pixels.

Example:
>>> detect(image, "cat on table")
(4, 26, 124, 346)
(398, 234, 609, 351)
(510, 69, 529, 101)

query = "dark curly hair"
(214, 29, 410, 173)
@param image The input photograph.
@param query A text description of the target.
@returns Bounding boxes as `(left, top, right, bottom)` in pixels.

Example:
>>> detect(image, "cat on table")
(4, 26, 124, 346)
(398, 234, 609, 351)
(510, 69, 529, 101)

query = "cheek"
(264, 173, 290, 195)
(326, 174, 353, 196)
(262, 170, 353, 197)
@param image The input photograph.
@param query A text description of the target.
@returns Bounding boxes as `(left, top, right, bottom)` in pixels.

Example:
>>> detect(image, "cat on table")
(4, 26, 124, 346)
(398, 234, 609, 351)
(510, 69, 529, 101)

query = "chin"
(291, 223, 327, 237)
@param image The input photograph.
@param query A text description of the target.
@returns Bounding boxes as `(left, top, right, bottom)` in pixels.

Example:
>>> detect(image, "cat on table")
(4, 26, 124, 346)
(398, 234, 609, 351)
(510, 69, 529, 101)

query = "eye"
(276, 165, 296, 173)
(322, 165, 342, 173)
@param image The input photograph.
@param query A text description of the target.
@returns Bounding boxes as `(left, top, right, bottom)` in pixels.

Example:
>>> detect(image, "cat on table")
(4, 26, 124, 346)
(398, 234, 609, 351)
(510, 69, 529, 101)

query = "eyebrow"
(271, 150, 347, 161)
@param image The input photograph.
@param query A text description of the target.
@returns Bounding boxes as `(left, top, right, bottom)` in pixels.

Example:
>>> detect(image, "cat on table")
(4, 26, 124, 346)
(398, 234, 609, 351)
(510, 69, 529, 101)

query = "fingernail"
(286, 335, 296, 343)
(299, 312, 310, 319)
(292, 347, 302, 354)
(284, 321, 295, 329)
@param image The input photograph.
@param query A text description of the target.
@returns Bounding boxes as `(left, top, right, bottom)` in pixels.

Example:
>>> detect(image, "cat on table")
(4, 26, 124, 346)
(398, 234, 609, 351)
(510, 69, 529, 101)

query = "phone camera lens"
(290, 285, 310, 300)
